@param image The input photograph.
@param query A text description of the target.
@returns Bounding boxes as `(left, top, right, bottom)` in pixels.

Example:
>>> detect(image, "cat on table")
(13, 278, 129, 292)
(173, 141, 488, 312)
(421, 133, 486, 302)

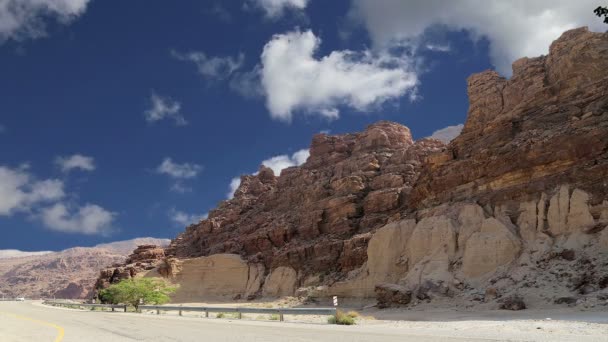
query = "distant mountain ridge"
(0, 237, 169, 299)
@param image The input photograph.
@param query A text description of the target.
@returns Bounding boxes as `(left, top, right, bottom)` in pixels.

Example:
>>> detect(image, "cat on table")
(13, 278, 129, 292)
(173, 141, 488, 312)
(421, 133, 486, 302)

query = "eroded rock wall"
(96, 28, 608, 307)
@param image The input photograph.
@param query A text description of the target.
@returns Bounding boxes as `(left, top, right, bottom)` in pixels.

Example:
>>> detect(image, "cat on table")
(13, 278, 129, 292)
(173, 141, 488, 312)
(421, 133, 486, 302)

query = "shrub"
(346, 311, 360, 318)
(327, 310, 355, 325)
(269, 314, 280, 321)
(216, 313, 225, 318)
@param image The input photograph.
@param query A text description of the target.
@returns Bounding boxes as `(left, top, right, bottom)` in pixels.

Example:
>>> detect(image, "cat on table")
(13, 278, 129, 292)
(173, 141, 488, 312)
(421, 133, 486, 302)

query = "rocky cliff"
(0, 238, 169, 299)
(96, 27, 608, 308)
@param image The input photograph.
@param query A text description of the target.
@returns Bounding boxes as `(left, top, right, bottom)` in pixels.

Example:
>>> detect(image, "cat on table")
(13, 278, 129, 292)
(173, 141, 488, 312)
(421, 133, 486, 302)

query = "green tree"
(99, 278, 176, 310)
(595, 6, 608, 24)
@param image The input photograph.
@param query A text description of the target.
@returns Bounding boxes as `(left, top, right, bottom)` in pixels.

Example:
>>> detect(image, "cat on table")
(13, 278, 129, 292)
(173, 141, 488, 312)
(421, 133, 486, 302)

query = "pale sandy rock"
(536, 193, 548, 232)
(170, 254, 256, 302)
(567, 189, 595, 231)
(263, 266, 297, 297)
(457, 204, 485, 250)
(548, 185, 570, 235)
(329, 219, 416, 298)
(403, 249, 454, 291)
(462, 218, 522, 278)
(366, 219, 415, 278)
(517, 200, 538, 243)
(245, 263, 265, 298)
(407, 216, 457, 267)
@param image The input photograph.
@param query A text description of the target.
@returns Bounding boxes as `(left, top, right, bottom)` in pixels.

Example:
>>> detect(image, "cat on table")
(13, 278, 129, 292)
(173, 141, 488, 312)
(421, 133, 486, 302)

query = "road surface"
(1, 301, 606, 342)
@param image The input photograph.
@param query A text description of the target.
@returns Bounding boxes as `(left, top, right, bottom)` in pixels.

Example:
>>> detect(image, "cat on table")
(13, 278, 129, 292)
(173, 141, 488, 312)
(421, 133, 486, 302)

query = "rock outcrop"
(0, 238, 169, 299)
(96, 27, 608, 309)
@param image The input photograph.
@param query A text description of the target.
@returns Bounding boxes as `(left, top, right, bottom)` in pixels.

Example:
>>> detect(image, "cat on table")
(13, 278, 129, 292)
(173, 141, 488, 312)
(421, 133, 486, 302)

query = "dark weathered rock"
(499, 296, 527, 310)
(375, 283, 412, 308)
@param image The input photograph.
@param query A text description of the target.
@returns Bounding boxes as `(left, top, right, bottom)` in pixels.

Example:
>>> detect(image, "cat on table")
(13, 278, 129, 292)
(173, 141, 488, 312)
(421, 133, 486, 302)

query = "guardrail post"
(179, 309, 182, 316)
(238, 311, 242, 319)
(205, 310, 209, 318)
(279, 312, 284, 322)
(124, 305, 128, 313)
(156, 309, 160, 315)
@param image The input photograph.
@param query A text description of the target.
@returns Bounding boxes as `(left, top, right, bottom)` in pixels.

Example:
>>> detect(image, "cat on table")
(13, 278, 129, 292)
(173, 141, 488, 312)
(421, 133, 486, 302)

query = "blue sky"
(0, 0, 603, 251)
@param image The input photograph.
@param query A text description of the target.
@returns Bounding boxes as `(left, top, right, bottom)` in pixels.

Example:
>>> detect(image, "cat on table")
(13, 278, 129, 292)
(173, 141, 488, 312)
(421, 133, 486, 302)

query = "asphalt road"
(0, 301, 506, 342)
(1, 301, 607, 342)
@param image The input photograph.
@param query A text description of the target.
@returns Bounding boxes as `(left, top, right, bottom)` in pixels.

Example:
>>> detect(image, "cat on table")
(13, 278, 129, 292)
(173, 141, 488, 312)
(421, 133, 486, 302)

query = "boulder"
(375, 283, 412, 308)
(499, 295, 526, 310)
(462, 218, 522, 278)
(263, 266, 297, 297)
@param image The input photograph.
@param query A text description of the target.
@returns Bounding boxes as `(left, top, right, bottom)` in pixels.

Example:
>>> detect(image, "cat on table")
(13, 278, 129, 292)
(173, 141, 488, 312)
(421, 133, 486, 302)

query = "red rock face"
(94, 244, 166, 293)
(411, 27, 608, 209)
(97, 28, 608, 301)
(165, 121, 445, 277)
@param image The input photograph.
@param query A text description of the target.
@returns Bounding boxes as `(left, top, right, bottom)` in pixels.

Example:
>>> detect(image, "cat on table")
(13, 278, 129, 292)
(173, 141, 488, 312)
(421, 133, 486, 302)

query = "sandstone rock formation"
(96, 27, 608, 309)
(0, 238, 169, 299)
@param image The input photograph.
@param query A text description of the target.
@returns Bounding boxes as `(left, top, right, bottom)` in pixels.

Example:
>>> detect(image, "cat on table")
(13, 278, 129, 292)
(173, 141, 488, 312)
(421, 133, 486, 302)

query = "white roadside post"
(332, 296, 338, 322)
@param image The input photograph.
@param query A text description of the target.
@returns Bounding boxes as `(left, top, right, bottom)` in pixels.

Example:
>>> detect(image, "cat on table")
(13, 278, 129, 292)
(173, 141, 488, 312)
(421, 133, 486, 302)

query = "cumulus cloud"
(55, 154, 95, 173)
(260, 30, 418, 121)
(168, 208, 207, 227)
(261, 148, 310, 175)
(248, 0, 309, 18)
(427, 124, 463, 143)
(0, 164, 115, 235)
(227, 177, 242, 199)
(0, 165, 64, 216)
(0, 0, 90, 43)
(156, 158, 202, 179)
(349, 0, 605, 76)
(227, 148, 309, 199)
(40, 203, 115, 235)
(171, 50, 245, 80)
(156, 158, 202, 193)
(144, 92, 187, 126)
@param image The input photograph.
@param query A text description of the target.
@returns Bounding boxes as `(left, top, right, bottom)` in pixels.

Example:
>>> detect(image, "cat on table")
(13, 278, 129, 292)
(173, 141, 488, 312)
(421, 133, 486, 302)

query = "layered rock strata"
(96, 27, 608, 308)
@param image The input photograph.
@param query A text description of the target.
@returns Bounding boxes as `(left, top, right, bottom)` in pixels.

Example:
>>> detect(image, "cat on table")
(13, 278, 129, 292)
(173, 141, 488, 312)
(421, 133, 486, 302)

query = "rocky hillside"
(97, 27, 608, 308)
(0, 238, 169, 299)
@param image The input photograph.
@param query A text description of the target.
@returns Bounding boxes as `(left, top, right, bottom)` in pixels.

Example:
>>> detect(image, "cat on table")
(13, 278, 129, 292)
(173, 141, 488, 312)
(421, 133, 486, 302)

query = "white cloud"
(229, 67, 264, 99)
(40, 203, 115, 235)
(144, 93, 187, 126)
(425, 43, 450, 52)
(349, 0, 605, 76)
(227, 177, 241, 199)
(55, 154, 95, 173)
(172, 50, 245, 80)
(428, 124, 463, 143)
(168, 208, 207, 227)
(262, 148, 310, 175)
(156, 158, 202, 179)
(249, 0, 309, 18)
(260, 29, 418, 121)
(156, 158, 202, 193)
(227, 148, 309, 199)
(0, 166, 64, 216)
(0, 164, 115, 235)
(0, 0, 90, 43)
(169, 182, 192, 194)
